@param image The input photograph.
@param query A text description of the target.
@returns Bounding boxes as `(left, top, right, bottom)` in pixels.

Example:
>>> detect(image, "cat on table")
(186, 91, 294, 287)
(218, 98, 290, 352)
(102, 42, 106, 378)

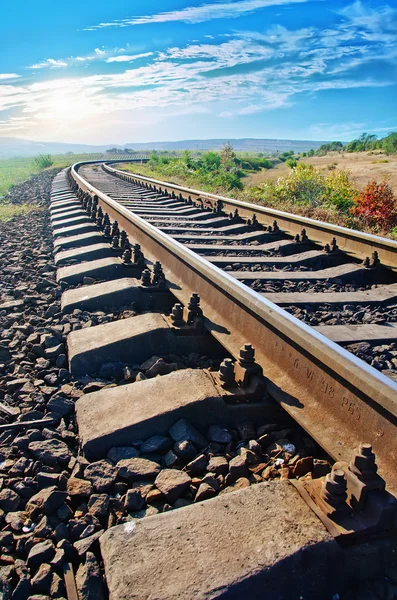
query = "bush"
(33, 154, 53, 169)
(272, 163, 326, 207)
(351, 180, 397, 231)
(265, 163, 358, 213)
(325, 169, 358, 212)
(285, 158, 297, 168)
(279, 150, 294, 162)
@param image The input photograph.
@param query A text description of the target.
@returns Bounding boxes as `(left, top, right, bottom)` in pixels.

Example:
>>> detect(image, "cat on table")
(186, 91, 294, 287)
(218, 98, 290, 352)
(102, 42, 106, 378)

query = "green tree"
(382, 133, 397, 155)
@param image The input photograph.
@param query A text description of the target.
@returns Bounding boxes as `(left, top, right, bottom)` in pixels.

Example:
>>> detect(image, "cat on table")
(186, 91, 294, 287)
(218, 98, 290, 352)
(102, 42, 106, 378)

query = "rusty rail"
(104, 162, 397, 271)
(71, 161, 397, 496)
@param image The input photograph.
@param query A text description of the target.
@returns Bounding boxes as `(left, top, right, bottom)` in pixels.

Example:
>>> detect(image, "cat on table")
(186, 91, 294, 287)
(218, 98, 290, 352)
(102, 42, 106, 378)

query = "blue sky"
(0, 0, 396, 144)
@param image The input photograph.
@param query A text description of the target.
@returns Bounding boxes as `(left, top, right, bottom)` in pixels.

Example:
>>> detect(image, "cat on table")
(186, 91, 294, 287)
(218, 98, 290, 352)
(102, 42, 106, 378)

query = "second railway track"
(47, 161, 397, 598)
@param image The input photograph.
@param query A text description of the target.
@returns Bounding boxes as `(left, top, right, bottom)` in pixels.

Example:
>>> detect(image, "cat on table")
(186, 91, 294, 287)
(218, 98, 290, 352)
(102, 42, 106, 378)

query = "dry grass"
(0, 203, 40, 222)
(242, 151, 397, 191)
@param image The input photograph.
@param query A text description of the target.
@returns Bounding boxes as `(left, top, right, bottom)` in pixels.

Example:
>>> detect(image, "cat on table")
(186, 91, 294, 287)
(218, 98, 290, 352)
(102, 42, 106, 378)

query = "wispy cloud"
(2, 0, 396, 142)
(26, 47, 150, 70)
(0, 74, 20, 80)
(84, 0, 315, 30)
(29, 58, 68, 70)
(106, 52, 154, 63)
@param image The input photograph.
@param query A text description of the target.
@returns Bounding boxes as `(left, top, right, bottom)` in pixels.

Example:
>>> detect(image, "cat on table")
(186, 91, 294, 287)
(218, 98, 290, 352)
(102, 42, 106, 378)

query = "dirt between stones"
(0, 172, 394, 600)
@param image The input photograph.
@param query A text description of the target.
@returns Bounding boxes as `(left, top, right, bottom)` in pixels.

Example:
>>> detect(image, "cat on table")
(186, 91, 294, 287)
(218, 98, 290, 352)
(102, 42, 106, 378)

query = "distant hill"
(0, 137, 110, 158)
(123, 138, 329, 153)
(0, 136, 328, 159)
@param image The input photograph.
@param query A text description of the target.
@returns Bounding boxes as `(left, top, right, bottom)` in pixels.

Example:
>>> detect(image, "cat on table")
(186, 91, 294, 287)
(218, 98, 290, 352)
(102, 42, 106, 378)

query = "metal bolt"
(324, 243, 331, 254)
(219, 358, 235, 387)
(141, 269, 151, 286)
(301, 229, 308, 242)
(104, 224, 111, 238)
(122, 247, 132, 264)
(120, 230, 128, 249)
(153, 261, 165, 284)
(153, 261, 162, 275)
(273, 220, 279, 232)
(239, 343, 255, 364)
(295, 233, 301, 243)
(331, 237, 339, 252)
(363, 256, 371, 268)
(133, 243, 143, 263)
(349, 442, 378, 480)
(103, 213, 110, 226)
(111, 221, 119, 238)
(170, 303, 184, 326)
(111, 235, 120, 249)
(188, 292, 200, 310)
(371, 251, 380, 267)
(321, 469, 347, 508)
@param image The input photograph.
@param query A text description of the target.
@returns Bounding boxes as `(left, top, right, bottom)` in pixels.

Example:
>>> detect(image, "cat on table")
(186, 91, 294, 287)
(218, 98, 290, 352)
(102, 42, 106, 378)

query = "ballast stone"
(100, 480, 341, 600)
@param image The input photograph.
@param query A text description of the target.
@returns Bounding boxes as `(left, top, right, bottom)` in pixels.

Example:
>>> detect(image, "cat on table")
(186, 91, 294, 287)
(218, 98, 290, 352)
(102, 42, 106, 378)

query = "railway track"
(40, 162, 397, 598)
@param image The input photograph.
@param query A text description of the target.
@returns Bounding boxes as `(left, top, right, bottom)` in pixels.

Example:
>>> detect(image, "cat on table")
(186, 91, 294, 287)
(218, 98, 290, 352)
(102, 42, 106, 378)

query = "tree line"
(306, 132, 397, 157)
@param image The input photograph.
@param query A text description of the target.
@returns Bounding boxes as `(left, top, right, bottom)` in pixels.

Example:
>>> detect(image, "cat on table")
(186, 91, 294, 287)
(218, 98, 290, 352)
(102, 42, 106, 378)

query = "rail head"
(71, 160, 397, 493)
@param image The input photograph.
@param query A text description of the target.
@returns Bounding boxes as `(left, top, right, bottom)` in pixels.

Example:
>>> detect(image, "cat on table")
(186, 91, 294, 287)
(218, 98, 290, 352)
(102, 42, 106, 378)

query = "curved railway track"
(68, 160, 397, 484)
(48, 161, 397, 598)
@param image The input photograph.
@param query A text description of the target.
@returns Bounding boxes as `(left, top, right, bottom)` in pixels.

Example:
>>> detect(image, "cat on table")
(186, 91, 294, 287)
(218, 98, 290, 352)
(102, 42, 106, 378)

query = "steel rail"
(104, 162, 397, 271)
(72, 160, 397, 495)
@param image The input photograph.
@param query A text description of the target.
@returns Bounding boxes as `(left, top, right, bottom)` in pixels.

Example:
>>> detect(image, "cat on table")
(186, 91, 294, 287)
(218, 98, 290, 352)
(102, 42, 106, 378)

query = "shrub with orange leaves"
(351, 180, 397, 232)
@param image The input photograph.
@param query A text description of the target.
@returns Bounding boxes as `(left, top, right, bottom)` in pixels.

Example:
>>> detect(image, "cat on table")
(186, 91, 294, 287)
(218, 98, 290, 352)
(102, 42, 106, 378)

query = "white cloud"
(0, 74, 20, 80)
(3, 1, 396, 141)
(29, 58, 68, 69)
(106, 52, 154, 63)
(26, 47, 150, 69)
(158, 39, 273, 68)
(84, 0, 315, 30)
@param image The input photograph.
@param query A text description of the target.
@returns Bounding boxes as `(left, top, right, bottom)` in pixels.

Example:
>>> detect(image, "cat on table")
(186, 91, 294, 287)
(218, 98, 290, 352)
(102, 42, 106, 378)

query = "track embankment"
(0, 164, 396, 600)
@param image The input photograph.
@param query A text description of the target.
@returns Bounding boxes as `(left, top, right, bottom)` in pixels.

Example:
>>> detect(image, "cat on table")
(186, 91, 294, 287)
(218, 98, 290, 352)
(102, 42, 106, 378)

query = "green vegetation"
(119, 145, 397, 236)
(33, 154, 54, 169)
(0, 202, 39, 222)
(253, 163, 358, 213)
(123, 144, 277, 193)
(312, 141, 344, 155)
(248, 164, 396, 234)
(106, 148, 137, 154)
(305, 132, 397, 157)
(285, 158, 298, 169)
(0, 153, 102, 197)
